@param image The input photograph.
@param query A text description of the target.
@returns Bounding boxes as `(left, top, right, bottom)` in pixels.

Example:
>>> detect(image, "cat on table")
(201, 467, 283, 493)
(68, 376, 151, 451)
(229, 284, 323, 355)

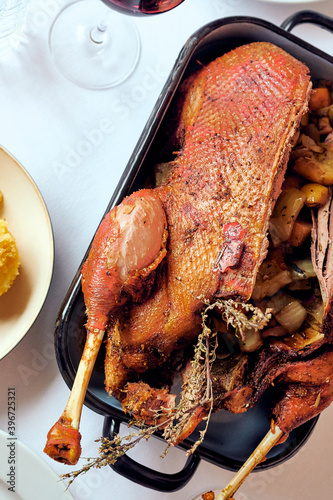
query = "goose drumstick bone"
(215, 425, 284, 500)
(44, 190, 167, 465)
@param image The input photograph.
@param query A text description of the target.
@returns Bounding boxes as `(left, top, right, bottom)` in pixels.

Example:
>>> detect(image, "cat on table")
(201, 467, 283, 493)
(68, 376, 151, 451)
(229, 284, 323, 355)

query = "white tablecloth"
(0, 0, 333, 499)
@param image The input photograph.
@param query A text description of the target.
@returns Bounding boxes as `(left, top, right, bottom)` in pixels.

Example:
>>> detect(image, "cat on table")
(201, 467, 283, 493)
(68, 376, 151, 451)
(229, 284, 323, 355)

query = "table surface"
(1, 0, 333, 499)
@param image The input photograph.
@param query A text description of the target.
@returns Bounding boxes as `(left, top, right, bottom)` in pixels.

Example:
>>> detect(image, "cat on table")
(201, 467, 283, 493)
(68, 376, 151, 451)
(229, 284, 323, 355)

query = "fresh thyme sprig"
(209, 298, 272, 340)
(162, 306, 218, 454)
(61, 423, 161, 486)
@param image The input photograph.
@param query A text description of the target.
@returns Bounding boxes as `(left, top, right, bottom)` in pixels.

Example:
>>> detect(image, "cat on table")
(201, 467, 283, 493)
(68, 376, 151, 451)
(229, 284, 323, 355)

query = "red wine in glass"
(101, 0, 185, 15)
(49, 0, 186, 89)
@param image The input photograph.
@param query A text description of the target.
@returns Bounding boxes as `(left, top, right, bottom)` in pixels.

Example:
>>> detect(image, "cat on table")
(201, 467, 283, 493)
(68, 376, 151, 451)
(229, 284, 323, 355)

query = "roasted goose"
(105, 41, 311, 397)
(44, 41, 317, 467)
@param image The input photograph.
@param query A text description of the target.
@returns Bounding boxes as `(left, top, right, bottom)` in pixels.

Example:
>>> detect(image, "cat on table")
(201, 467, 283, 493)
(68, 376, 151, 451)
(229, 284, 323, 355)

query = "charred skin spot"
(214, 222, 245, 273)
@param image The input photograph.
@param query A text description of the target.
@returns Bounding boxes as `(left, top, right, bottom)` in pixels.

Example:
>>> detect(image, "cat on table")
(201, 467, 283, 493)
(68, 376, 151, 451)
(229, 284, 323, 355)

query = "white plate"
(0, 146, 54, 359)
(0, 430, 73, 499)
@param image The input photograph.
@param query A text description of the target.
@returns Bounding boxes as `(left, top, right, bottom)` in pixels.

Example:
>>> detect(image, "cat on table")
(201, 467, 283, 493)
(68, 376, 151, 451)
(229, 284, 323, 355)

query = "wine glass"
(49, 0, 186, 90)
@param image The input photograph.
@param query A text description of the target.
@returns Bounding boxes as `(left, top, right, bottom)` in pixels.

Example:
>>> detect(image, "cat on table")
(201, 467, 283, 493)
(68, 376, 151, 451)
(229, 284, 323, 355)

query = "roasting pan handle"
(281, 10, 333, 34)
(102, 416, 201, 492)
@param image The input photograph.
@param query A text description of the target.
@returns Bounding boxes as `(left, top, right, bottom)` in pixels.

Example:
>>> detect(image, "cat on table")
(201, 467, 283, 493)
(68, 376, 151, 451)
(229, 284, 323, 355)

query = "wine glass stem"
(90, 10, 113, 44)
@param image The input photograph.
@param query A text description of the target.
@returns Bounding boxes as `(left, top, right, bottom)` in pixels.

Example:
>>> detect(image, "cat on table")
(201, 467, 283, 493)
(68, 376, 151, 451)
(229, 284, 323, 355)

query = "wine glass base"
(49, 0, 141, 90)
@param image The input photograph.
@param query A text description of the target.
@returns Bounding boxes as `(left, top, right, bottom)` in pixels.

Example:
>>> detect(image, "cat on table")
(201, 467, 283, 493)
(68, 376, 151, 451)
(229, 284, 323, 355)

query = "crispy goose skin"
(82, 189, 168, 330)
(121, 381, 176, 426)
(272, 348, 333, 434)
(105, 42, 311, 397)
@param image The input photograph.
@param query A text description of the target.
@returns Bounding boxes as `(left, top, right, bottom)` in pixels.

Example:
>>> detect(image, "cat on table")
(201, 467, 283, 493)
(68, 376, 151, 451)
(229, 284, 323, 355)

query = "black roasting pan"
(54, 10, 333, 492)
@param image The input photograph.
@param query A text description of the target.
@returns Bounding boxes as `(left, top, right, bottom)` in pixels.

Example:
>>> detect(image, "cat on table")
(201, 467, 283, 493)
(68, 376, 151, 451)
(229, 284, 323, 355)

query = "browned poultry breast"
(105, 42, 312, 396)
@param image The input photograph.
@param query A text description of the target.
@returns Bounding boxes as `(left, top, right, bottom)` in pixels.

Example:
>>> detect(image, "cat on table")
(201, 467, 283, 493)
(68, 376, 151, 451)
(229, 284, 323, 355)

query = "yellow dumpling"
(0, 219, 20, 296)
